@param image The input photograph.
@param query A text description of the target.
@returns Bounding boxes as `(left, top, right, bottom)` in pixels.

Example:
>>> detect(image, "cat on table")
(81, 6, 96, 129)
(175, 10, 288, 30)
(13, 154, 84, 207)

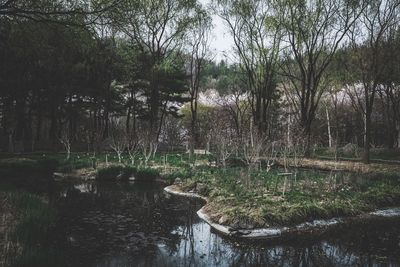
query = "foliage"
(2, 189, 62, 266)
(11, 193, 56, 245)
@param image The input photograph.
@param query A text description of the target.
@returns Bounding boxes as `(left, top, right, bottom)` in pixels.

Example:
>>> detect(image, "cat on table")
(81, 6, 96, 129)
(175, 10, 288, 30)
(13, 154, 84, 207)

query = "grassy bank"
(1, 186, 61, 267)
(2, 151, 400, 230)
(173, 167, 400, 228)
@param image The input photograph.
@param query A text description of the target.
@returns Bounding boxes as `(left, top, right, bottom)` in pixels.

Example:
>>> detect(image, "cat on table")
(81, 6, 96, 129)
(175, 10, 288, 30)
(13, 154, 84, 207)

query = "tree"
(0, 0, 117, 25)
(113, 0, 198, 144)
(108, 117, 127, 163)
(346, 0, 400, 163)
(59, 124, 72, 160)
(211, 108, 237, 168)
(377, 25, 400, 149)
(217, 0, 282, 134)
(186, 6, 211, 158)
(279, 0, 364, 156)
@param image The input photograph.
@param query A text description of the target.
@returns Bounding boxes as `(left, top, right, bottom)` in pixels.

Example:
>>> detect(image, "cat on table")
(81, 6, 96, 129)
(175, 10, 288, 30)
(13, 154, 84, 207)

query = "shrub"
(226, 157, 247, 167)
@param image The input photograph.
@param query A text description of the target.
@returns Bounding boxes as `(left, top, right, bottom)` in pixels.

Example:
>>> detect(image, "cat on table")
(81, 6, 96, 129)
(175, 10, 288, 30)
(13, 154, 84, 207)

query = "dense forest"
(1, 0, 399, 164)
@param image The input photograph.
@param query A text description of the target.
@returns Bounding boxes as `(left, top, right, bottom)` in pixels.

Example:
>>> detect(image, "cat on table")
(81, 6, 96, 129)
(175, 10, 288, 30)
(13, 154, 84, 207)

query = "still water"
(49, 181, 400, 267)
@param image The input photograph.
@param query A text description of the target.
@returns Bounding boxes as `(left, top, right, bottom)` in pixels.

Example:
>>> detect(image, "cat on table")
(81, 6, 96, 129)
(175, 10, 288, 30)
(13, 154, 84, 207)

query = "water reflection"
(52, 181, 400, 267)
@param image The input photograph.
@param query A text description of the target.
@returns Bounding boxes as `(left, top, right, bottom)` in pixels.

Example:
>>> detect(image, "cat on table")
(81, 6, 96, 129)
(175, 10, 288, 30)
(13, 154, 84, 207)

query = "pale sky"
(210, 14, 234, 62)
(200, 0, 234, 63)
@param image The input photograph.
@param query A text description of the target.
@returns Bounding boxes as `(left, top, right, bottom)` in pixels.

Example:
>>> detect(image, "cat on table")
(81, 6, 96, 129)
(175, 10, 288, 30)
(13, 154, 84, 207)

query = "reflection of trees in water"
(52, 182, 400, 267)
(181, 200, 196, 266)
(227, 244, 343, 266)
(54, 182, 202, 266)
(226, 222, 400, 267)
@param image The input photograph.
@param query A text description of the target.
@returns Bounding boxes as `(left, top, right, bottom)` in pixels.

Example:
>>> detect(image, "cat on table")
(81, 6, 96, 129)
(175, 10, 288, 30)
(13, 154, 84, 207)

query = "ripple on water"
(50, 181, 400, 267)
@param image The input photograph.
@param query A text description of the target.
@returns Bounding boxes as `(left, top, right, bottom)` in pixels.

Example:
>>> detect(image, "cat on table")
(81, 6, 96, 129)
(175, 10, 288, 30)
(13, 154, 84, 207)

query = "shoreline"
(164, 185, 400, 239)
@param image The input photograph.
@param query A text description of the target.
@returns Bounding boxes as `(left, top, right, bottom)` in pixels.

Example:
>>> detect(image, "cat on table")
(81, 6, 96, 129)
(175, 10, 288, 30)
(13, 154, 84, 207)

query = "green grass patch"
(2, 189, 61, 266)
(177, 166, 400, 227)
(11, 193, 56, 245)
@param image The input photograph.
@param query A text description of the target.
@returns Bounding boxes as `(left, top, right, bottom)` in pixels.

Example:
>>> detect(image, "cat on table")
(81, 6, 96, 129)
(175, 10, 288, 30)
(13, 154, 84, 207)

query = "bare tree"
(217, 0, 282, 134)
(279, 0, 364, 156)
(211, 109, 237, 168)
(224, 90, 251, 143)
(127, 131, 140, 165)
(187, 8, 212, 159)
(327, 87, 347, 160)
(108, 118, 127, 163)
(59, 124, 72, 160)
(138, 126, 158, 167)
(346, 0, 400, 163)
(0, 0, 118, 25)
(242, 120, 265, 167)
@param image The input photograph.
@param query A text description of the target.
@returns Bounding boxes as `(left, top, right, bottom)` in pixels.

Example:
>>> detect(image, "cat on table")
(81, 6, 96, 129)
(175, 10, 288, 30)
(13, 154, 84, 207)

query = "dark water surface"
(48, 181, 400, 267)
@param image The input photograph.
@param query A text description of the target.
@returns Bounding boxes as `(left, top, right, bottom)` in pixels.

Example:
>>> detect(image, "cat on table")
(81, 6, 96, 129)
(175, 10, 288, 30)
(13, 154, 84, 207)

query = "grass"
(1, 187, 62, 266)
(314, 147, 400, 161)
(1, 150, 399, 229)
(11, 192, 56, 245)
(176, 167, 400, 228)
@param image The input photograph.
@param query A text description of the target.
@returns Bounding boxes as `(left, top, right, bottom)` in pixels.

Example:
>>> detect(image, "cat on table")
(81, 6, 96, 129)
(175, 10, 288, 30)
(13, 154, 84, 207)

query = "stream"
(42, 181, 400, 266)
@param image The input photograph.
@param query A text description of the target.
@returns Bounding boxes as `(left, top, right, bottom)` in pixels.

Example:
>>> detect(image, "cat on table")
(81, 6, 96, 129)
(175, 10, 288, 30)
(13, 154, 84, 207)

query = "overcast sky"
(200, 0, 234, 62)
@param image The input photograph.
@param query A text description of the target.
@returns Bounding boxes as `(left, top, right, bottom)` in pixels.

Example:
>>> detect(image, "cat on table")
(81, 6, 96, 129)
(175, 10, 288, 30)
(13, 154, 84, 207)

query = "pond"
(43, 181, 400, 266)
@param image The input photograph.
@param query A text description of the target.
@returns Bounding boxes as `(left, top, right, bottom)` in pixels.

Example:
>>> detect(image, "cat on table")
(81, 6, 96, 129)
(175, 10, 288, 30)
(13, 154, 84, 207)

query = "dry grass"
(279, 158, 400, 174)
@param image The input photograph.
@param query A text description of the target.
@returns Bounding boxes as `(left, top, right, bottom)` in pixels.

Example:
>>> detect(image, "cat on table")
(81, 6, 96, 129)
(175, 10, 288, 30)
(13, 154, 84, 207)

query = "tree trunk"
(362, 112, 371, 164)
(304, 124, 312, 157)
(396, 121, 400, 148)
(326, 106, 332, 148)
(189, 99, 197, 159)
(287, 113, 291, 147)
(8, 133, 14, 153)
